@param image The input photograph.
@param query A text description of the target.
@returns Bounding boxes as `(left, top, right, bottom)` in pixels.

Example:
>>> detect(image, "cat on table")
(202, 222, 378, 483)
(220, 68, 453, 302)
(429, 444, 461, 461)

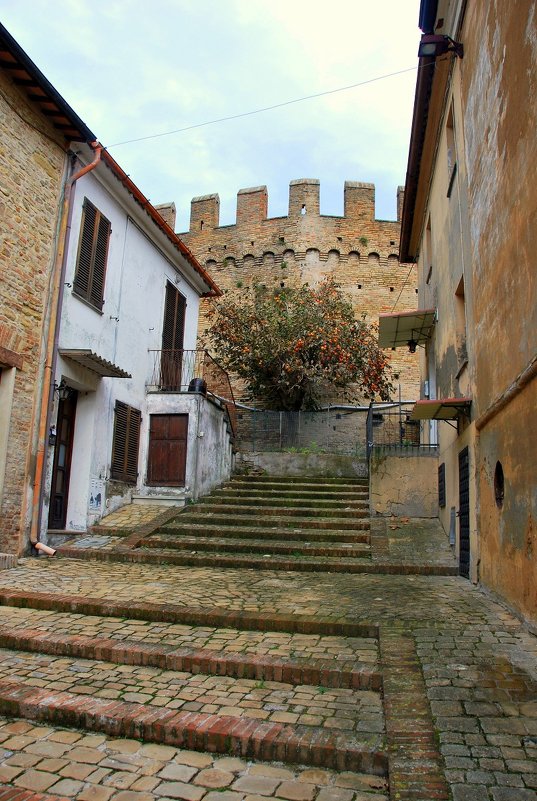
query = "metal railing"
(147, 349, 237, 435)
(367, 402, 437, 452)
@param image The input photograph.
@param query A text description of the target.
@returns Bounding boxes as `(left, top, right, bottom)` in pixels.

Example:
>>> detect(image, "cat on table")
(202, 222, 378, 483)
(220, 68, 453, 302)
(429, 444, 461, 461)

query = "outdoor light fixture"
(407, 339, 418, 353)
(54, 379, 72, 401)
(418, 34, 464, 59)
(48, 425, 57, 446)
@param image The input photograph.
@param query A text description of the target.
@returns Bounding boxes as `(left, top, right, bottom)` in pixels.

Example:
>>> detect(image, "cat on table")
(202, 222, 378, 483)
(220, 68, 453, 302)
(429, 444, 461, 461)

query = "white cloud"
(1, 0, 421, 229)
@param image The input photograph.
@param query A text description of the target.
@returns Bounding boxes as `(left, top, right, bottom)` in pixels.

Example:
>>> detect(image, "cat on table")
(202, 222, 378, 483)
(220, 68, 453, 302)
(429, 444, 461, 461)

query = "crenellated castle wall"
(178, 179, 419, 404)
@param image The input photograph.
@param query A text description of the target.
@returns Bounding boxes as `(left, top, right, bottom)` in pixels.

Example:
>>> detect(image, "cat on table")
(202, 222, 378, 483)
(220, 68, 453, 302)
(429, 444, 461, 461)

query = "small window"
(438, 463, 446, 508)
(73, 198, 111, 311)
(110, 401, 141, 484)
(494, 461, 504, 508)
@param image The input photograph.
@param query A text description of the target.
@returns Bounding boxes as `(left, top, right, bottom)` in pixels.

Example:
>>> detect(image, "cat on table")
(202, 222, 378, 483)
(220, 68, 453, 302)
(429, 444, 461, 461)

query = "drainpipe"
(28, 142, 103, 550)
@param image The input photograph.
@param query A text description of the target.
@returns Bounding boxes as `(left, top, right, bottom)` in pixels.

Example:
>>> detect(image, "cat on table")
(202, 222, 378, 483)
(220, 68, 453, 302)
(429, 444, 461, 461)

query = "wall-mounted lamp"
(407, 339, 418, 353)
(418, 34, 464, 59)
(48, 424, 57, 446)
(54, 379, 72, 401)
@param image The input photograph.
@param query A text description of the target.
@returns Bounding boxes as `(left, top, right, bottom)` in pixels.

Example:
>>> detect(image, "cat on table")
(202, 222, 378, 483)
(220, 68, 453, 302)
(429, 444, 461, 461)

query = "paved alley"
(0, 517, 534, 800)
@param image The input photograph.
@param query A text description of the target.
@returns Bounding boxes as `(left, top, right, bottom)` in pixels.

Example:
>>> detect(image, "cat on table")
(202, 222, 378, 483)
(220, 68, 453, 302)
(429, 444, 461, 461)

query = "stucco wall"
(461, 1, 537, 618)
(180, 181, 420, 404)
(0, 69, 67, 553)
(370, 450, 438, 518)
(43, 168, 205, 534)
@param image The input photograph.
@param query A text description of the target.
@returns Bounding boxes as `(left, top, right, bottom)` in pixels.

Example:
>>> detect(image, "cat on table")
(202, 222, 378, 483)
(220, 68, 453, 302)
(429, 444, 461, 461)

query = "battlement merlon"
(237, 185, 268, 226)
(186, 181, 404, 232)
(190, 193, 220, 232)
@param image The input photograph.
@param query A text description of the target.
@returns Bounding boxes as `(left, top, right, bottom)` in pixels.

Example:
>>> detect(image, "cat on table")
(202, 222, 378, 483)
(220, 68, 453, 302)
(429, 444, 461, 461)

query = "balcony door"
(160, 282, 186, 390)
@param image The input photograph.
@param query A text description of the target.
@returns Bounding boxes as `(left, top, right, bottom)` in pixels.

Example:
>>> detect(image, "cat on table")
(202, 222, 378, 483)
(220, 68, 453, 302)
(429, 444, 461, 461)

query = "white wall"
(42, 166, 229, 535)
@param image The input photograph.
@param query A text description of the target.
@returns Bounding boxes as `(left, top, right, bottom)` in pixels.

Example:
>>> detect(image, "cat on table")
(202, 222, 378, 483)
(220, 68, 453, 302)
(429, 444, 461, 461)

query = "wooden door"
(458, 446, 470, 578)
(160, 283, 186, 390)
(147, 414, 188, 486)
(48, 391, 77, 529)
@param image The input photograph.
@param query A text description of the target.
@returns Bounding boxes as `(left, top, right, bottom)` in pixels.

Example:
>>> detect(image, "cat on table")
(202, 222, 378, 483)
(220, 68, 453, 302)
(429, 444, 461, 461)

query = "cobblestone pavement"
(0, 718, 388, 800)
(0, 519, 535, 799)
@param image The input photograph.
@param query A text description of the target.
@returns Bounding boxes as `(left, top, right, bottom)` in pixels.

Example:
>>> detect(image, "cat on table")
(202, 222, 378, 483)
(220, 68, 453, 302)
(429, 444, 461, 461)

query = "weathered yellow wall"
(370, 451, 438, 518)
(460, 1, 537, 621)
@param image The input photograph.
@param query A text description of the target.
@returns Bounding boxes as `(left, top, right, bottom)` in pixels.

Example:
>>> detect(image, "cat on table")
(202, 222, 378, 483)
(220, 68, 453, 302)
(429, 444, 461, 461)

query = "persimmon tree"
(206, 278, 393, 411)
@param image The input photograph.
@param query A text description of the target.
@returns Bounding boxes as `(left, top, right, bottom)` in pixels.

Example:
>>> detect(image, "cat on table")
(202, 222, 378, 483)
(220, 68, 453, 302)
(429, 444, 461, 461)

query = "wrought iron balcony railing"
(147, 349, 236, 436)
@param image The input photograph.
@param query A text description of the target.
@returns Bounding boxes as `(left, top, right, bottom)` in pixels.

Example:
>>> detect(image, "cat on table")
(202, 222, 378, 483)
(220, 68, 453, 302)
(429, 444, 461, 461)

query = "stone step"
(0, 680, 387, 775)
(186, 503, 369, 519)
(0, 643, 384, 739)
(159, 522, 371, 542)
(219, 486, 369, 500)
(0, 626, 381, 691)
(199, 496, 369, 511)
(0, 588, 379, 637)
(232, 475, 369, 487)
(140, 535, 371, 559)
(0, 605, 379, 667)
(55, 546, 375, 572)
(172, 512, 370, 531)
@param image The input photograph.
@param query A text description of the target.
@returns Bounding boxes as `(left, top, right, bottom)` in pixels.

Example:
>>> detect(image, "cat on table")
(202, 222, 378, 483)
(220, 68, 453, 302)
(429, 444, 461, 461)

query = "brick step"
(0, 604, 379, 668)
(0, 681, 387, 775)
(0, 783, 71, 801)
(171, 512, 370, 531)
(219, 486, 369, 500)
(0, 643, 385, 760)
(57, 546, 379, 572)
(199, 496, 368, 511)
(159, 522, 371, 542)
(185, 503, 369, 519)
(0, 589, 379, 637)
(0, 627, 381, 691)
(140, 535, 371, 559)
(232, 475, 369, 487)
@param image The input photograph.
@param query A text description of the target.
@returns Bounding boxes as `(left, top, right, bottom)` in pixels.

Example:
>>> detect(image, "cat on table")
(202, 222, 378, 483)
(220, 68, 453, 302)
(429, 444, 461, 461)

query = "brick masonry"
(0, 69, 67, 554)
(179, 180, 420, 405)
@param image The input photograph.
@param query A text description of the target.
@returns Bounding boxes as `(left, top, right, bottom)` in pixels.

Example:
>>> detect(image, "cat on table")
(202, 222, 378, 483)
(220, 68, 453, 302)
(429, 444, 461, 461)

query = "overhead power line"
(107, 64, 424, 149)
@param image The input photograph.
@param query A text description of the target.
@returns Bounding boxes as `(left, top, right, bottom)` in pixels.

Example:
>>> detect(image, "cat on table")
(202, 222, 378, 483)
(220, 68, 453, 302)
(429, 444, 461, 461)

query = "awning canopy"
(59, 349, 131, 378)
(378, 308, 436, 348)
(411, 397, 472, 420)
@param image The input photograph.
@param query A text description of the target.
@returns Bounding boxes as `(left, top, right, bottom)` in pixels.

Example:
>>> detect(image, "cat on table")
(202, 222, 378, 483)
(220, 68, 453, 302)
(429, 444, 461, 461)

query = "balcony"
(147, 349, 236, 435)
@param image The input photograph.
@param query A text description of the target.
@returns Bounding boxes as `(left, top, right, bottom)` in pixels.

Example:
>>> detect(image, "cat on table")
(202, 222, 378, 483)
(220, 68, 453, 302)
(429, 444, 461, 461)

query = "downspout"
(29, 141, 103, 550)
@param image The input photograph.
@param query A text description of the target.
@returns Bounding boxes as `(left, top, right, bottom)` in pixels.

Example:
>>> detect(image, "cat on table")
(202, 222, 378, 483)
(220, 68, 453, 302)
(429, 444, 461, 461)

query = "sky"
(2, 0, 422, 233)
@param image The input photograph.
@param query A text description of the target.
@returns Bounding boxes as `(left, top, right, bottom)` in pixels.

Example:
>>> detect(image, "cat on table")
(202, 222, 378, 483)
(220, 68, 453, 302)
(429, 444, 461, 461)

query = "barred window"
(73, 198, 111, 311)
(438, 462, 446, 508)
(110, 401, 141, 484)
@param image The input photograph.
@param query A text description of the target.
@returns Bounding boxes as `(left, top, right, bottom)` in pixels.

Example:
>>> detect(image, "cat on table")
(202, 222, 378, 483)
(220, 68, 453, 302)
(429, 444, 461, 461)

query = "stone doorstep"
(0, 588, 379, 638)
(0, 680, 388, 776)
(53, 546, 459, 575)
(0, 627, 382, 691)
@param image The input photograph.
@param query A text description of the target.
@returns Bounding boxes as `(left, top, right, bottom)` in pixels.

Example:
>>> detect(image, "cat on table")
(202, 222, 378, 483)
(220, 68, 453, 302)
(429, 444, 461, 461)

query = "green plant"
(254, 680, 266, 689)
(317, 686, 328, 694)
(281, 261, 288, 269)
(235, 280, 243, 289)
(359, 236, 369, 247)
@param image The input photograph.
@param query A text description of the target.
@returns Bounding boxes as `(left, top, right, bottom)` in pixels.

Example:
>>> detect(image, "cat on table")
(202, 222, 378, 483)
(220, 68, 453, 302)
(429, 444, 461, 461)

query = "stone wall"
(369, 449, 439, 518)
(179, 180, 420, 405)
(0, 69, 67, 552)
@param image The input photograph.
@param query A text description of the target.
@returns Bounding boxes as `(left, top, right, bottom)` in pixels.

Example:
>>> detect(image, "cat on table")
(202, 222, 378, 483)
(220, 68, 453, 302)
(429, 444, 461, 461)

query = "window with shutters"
(73, 198, 111, 311)
(110, 401, 141, 484)
(160, 282, 187, 390)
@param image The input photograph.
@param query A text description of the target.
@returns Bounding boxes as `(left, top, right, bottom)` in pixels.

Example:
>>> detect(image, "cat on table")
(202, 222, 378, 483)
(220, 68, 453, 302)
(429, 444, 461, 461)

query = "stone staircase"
(132, 474, 371, 571)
